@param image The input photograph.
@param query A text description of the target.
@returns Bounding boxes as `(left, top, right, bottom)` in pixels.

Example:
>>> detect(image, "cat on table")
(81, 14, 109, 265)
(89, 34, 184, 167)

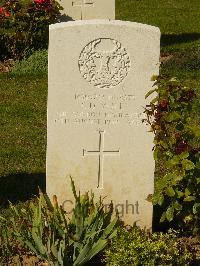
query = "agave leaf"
(24, 240, 41, 257)
(85, 211, 96, 229)
(58, 249, 63, 266)
(84, 210, 97, 225)
(51, 242, 58, 258)
(59, 208, 68, 231)
(102, 216, 118, 239)
(69, 238, 74, 246)
(73, 241, 93, 266)
(32, 204, 40, 228)
(29, 201, 36, 216)
(86, 238, 107, 261)
(9, 202, 19, 217)
(43, 192, 54, 212)
(32, 227, 46, 255)
(74, 239, 107, 266)
(59, 207, 68, 225)
(70, 176, 78, 201)
(47, 236, 51, 255)
(108, 228, 117, 239)
(145, 88, 157, 99)
(89, 210, 104, 233)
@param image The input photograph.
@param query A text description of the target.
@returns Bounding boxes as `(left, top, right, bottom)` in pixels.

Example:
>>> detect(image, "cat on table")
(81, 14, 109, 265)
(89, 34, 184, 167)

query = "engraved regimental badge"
(79, 38, 131, 89)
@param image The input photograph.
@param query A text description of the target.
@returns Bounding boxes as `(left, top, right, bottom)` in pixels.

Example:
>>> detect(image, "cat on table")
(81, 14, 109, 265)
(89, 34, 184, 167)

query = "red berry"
(158, 99, 168, 111)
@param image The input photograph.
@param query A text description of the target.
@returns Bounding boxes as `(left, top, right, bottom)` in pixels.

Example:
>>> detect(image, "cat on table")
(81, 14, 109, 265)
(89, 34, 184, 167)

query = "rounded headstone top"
(49, 20, 160, 35)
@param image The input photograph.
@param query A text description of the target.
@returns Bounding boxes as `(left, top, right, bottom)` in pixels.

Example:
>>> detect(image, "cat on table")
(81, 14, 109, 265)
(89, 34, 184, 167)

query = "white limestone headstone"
(60, 0, 115, 20)
(47, 20, 160, 228)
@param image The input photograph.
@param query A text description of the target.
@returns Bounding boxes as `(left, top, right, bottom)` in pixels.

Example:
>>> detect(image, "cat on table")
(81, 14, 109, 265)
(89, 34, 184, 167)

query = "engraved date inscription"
(54, 92, 145, 127)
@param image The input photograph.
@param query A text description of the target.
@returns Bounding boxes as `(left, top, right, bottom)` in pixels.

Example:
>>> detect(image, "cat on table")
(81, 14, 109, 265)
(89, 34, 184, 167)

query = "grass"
(0, 74, 47, 204)
(116, 0, 200, 53)
(0, 0, 200, 204)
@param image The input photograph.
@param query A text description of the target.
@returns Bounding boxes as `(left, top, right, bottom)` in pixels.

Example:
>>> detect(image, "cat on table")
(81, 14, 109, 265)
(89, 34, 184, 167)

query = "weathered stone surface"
(60, 0, 115, 20)
(47, 20, 160, 228)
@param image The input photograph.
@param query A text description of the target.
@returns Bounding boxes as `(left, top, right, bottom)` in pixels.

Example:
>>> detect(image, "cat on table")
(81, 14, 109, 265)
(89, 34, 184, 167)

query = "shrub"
(104, 226, 195, 265)
(144, 75, 200, 235)
(12, 49, 48, 74)
(0, 178, 118, 265)
(0, 0, 62, 59)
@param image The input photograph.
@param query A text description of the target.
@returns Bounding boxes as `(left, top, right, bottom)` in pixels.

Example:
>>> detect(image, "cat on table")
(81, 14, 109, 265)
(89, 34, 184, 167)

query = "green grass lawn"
(116, 0, 200, 52)
(0, 75, 46, 176)
(0, 74, 47, 204)
(0, 0, 200, 204)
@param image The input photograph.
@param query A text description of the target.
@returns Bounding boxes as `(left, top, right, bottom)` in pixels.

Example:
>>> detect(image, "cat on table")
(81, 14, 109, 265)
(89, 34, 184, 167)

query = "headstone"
(60, 0, 115, 20)
(47, 20, 160, 228)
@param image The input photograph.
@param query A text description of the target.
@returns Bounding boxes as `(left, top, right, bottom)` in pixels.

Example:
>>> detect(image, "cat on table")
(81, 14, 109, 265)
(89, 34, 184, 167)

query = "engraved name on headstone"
(47, 20, 160, 228)
(60, 0, 115, 20)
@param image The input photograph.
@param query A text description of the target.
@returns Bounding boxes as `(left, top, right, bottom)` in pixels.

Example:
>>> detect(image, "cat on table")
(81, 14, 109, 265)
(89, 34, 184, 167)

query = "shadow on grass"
(161, 33, 200, 47)
(0, 173, 45, 207)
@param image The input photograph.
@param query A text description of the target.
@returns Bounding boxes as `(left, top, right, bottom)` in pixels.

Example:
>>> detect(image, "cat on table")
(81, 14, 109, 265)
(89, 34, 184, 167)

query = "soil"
(0, 59, 14, 73)
(5, 253, 48, 266)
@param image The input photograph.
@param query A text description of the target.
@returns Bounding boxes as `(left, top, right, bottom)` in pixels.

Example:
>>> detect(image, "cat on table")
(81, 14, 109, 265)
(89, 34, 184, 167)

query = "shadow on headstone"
(161, 32, 200, 47)
(0, 173, 45, 207)
(59, 14, 74, 22)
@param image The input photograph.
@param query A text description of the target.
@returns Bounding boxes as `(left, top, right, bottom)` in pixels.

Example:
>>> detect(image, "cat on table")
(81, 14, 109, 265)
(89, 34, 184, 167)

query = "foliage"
(105, 226, 195, 265)
(0, 200, 37, 262)
(69, 178, 118, 265)
(0, 178, 118, 265)
(0, 0, 62, 59)
(0, 208, 14, 259)
(12, 49, 48, 74)
(144, 75, 200, 235)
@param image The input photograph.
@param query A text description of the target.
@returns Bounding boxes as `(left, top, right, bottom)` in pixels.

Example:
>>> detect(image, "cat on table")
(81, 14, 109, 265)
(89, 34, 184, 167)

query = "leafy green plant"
(12, 49, 48, 74)
(0, 216, 14, 259)
(69, 178, 118, 265)
(0, 178, 118, 265)
(0, 0, 62, 59)
(0, 201, 31, 262)
(0, 193, 70, 265)
(105, 226, 195, 265)
(144, 75, 200, 235)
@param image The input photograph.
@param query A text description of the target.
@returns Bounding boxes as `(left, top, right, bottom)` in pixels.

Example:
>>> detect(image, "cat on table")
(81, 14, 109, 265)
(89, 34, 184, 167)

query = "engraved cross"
(72, 0, 94, 19)
(83, 130, 120, 189)
(72, 0, 94, 9)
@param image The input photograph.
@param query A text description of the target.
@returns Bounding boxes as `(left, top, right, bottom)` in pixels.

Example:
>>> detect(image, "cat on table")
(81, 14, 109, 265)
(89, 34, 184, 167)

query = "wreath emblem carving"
(78, 38, 131, 89)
